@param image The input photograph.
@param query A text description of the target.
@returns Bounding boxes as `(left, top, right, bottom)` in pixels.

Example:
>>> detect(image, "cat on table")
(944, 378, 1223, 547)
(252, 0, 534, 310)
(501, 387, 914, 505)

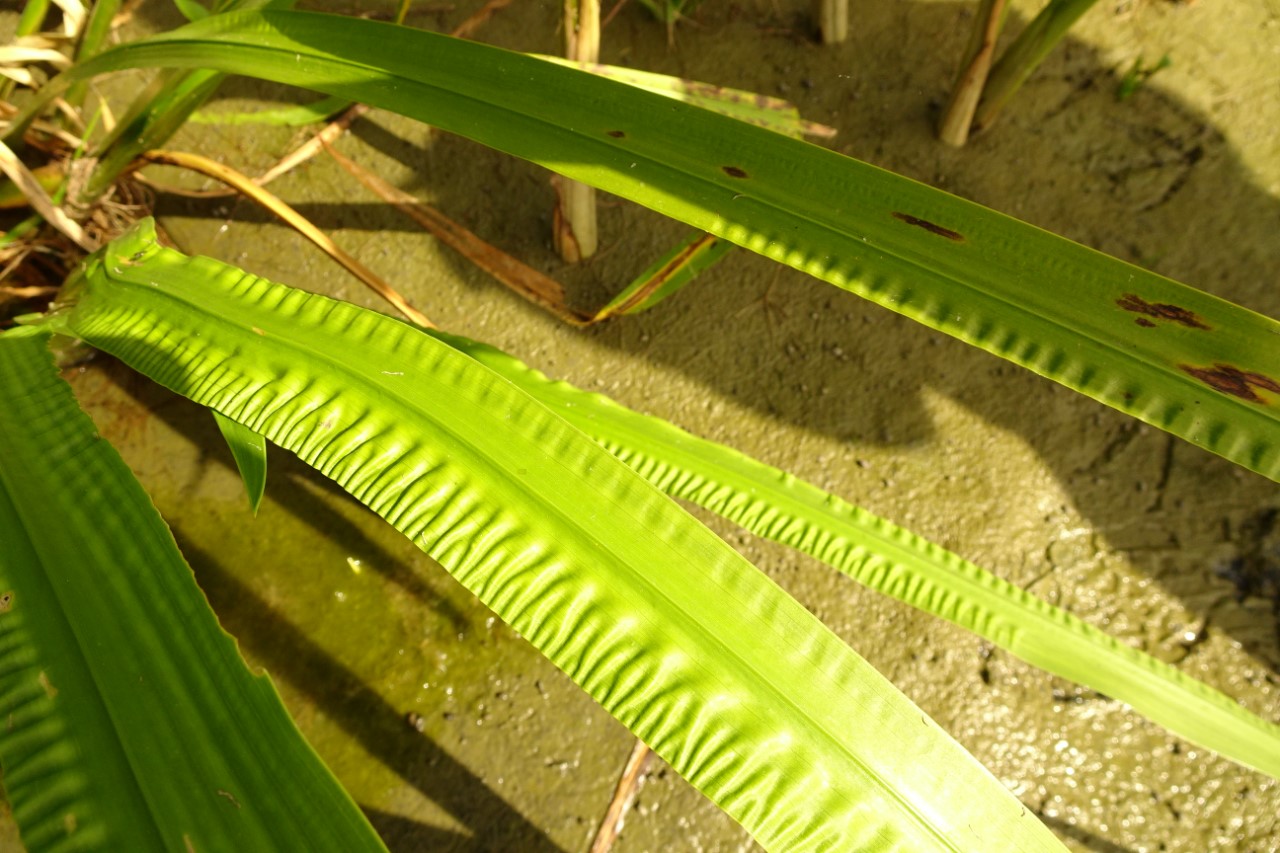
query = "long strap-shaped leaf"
(13, 10, 1280, 480)
(0, 326, 386, 853)
(437, 330, 1280, 780)
(53, 220, 1065, 852)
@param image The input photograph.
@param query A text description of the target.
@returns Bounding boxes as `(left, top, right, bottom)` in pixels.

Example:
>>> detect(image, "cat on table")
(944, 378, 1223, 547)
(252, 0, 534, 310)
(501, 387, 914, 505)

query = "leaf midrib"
(82, 14, 1276, 439)
(92, 249, 969, 851)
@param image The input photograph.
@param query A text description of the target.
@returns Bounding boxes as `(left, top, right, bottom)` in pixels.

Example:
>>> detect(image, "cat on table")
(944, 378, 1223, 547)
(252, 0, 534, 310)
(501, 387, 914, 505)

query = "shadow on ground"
(155, 0, 1280, 672)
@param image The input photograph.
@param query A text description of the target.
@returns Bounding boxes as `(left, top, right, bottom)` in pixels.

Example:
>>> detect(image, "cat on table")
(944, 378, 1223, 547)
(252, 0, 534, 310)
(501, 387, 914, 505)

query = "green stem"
(14, 0, 51, 35)
(64, 0, 123, 111)
(973, 0, 1100, 132)
(0, 212, 47, 249)
(83, 69, 225, 203)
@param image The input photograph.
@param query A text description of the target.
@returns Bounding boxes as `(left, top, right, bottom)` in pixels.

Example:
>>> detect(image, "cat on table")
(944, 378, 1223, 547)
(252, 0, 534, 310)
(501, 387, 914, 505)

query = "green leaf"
(213, 409, 267, 513)
(439, 329, 1280, 781)
(593, 231, 731, 320)
(56, 219, 1067, 852)
(173, 0, 211, 22)
(533, 56, 833, 139)
(84, 67, 226, 201)
(18, 9, 1278, 481)
(191, 94, 349, 126)
(0, 325, 386, 853)
(975, 0, 1100, 130)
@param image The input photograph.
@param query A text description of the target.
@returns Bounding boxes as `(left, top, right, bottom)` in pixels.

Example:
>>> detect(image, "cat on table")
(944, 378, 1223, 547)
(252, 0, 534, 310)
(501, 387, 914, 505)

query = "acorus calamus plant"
(0, 6, 1277, 851)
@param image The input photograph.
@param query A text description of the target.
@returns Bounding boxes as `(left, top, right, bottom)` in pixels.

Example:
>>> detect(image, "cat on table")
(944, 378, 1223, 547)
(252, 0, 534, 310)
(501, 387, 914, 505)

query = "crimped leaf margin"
(55, 220, 1067, 852)
(440, 330, 1280, 780)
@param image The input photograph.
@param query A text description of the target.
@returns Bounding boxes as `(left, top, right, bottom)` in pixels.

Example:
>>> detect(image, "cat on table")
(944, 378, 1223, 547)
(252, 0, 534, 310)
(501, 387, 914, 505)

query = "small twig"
(258, 103, 370, 187)
(589, 740, 651, 853)
(132, 103, 368, 200)
(1, 285, 58, 299)
(600, 0, 631, 31)
(109, 0, 145, 29)
(323, 140, 591, 326)
(0, 139, 94, 251)
(138, 149, 434, 329)
(38, 121, 85, 150)
(450, 0, 513, 39)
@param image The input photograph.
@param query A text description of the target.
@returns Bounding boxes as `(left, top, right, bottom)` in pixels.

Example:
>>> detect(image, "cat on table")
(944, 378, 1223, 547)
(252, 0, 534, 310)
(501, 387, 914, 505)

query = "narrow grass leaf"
(213, 409, 267, 513)
(0, 325, 386, 853)
(593, 232, 730, 320)
(55, 219, 1067, 853)
(191, 94, 348, 126)
(441, 329, 1280, 781)
(18, 10, 1278, 481)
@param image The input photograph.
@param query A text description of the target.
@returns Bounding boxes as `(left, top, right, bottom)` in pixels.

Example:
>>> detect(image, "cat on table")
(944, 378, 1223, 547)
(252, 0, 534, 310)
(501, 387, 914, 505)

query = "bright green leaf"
(440, 329, 1280, 781)
(16, 9, 1278, 482)
(173, 0, 211, 22)
(0, 325, 386, 853)
(56, 219, 1068, 852)
(213, 409, 267, 514)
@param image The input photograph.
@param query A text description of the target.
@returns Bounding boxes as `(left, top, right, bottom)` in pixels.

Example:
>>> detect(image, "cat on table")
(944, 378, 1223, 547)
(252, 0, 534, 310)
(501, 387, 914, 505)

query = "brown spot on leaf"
(891, 212, 965, 242)
(722, 166, 748, 178)
(606, 130, 625, 138)
(0, 592, 11, 613)
(1180, 363, 1280, 404)
(1134, 318, 1156, 327)
(1116, 294, 1209, 330)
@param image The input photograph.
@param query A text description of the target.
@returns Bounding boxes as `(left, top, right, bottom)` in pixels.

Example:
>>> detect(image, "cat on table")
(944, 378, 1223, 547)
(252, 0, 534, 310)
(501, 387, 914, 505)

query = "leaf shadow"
(174, 532, 566, 853)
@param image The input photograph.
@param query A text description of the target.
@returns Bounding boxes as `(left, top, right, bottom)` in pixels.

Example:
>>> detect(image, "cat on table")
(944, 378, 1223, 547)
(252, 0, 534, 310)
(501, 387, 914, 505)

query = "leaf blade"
(213, 409, 267, 513)
(441, 329, 1280, 781)
(0, 325, 386, 853)
(593, 231, 730, 320)
(26, 9, 1280, 479)
(59, 220, 1067, 853)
